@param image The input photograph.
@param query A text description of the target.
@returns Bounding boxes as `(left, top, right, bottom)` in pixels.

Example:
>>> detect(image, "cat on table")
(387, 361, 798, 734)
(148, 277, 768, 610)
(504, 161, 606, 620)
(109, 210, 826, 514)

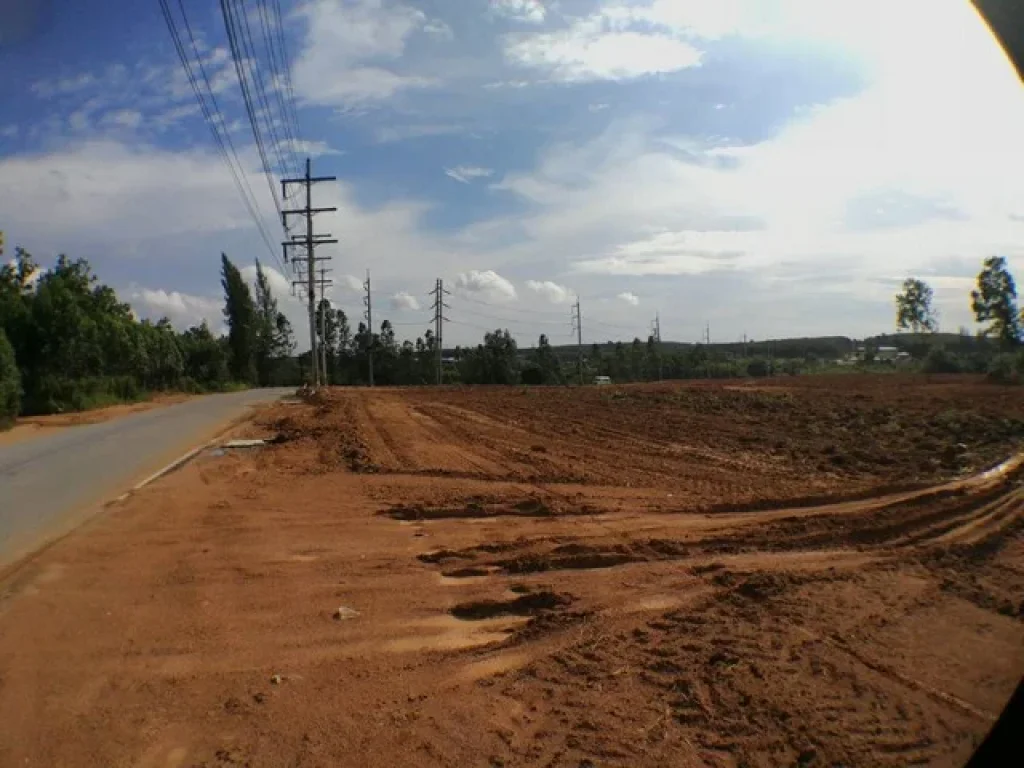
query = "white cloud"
(292, 0, 436, 106)
(129, 287, 223, 331)
(103, 109, 143, 130)
(455, 269, 518, 302)
(423, 19, 454, 40)
(1, 125, 20, 139)
(30, 73, 97, 99)
(506, 19, 703, 82)
(0, 140, 278, 243)
(339, 274, 364, 293)
(491, 0, 546, 24)
(153, 103, 201, 130)
(273, 138, 344, 157)
(617, 291, 640, 306)
(526, 279, 572, 304)
(444, 165, 494, 184)
(493, 0, 1024, 333)
(391, 291, 421, 310)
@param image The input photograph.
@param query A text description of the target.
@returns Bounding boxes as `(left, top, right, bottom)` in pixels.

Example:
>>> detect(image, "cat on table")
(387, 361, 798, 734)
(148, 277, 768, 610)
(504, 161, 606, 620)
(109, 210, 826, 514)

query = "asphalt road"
(0, 388, 291, 569)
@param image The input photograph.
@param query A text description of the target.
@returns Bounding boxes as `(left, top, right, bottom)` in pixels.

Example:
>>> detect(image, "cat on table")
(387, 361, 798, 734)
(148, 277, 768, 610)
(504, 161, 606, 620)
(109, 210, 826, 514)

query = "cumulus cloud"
(505, 19, 703, 82)
(129, 287, 223, 331)
(455, 269, 518, 302)
(526, 279, 572, 304)
(292, 0, 437, 106)
(617, 291, 640, 306)
(391, 291, 421, 310)
(444, 165, 493, 184)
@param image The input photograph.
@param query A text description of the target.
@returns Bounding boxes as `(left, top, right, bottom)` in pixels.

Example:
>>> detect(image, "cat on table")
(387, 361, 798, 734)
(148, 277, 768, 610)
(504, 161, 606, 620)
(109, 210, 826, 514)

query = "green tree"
(531, 334, 562, 384)
(895, 277, 938, 333)
(459, 329, 519, 385)
(0, 328, 20, 426)
(220, 253, 256, 383)
(179, 322, 230, 389)
(253, 260, 292, 385)
(375, 320, 399, 384)
(971, 256, 1022, 346)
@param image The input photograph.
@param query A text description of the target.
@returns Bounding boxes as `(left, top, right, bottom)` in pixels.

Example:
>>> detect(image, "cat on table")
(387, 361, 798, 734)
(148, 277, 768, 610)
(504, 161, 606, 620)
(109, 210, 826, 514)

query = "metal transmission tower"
(571, 297, 583, 385)
(363, 270, 374, 387)
(430, 279, 451, 385)
(281, 158, 337, 387)
(651, 312, 663, 381)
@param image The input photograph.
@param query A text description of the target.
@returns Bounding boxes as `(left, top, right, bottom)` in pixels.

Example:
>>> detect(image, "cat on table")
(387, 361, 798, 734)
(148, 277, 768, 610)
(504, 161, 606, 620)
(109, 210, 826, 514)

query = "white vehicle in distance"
(594, 375, 612, 386)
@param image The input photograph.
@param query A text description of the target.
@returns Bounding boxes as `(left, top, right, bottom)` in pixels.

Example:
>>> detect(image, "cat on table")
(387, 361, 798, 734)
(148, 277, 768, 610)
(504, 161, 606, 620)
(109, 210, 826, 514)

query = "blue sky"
(2, 0, 1023, 348)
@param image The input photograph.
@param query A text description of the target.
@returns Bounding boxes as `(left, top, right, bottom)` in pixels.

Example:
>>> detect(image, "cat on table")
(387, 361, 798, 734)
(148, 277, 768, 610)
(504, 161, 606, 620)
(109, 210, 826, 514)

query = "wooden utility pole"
(430, 279, 451, 385)
(363, 269, 374, 387)
(281, 157, 337, 387)
(571, 298, 583, 385)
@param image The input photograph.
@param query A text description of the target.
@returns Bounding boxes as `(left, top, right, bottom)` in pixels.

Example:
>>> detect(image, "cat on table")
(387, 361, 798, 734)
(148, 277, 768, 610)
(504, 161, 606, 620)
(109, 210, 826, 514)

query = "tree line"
(3, 249, 1022, 427)
(0, 249, 299, 425)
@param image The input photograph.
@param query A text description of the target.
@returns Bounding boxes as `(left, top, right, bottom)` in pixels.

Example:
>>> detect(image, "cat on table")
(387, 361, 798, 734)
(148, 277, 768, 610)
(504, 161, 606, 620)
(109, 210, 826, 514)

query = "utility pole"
(571, 298, 583, 385)
(317, 267, 332, 385)
(430, 278, 451, 385)
(363, 269, 374, 387)
(281, 157, 337, 388)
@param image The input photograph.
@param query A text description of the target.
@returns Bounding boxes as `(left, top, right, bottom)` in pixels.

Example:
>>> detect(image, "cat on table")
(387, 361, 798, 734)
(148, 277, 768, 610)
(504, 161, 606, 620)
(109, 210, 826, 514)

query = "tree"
(895, 278, 938, 333)
(220, 253, 256, 383)
(0, 328, 20, 426)
(179, 322, 229, 389)
(459, 329, 519, 385)
(971, 256, 1022, 346)
(531, 334, 562, 384)
(254, 260, 291, 386)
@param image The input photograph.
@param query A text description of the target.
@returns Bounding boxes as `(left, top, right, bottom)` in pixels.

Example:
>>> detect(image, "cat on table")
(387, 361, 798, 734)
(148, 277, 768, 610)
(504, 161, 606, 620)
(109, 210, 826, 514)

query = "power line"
(220, 0, 285, 222)
(159, 0, 281, 269)
(456, 292, 570, 317)
(270, 0, 303, 153)
(234, 0, 295, 179)
(257, 0, 302, 175)
(452, 303, 570, 328)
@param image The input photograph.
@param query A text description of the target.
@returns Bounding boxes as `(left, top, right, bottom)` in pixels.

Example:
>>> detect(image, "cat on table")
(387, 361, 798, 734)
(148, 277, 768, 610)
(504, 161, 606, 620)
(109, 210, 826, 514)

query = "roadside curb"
(111, 438, 219, 503)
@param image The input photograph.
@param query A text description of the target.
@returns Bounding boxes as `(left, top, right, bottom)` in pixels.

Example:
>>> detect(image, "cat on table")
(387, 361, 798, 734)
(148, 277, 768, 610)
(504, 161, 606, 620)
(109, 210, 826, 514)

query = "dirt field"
(1, 375, 1022, 767)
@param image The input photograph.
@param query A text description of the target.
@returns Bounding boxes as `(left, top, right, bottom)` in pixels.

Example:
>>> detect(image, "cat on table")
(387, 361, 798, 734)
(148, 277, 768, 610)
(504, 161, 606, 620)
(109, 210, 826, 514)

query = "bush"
(746, 358, 770, 377)
(0, 329, 21, 426)
(986, 352, 1024, 384)
(921, 347, 964, 374)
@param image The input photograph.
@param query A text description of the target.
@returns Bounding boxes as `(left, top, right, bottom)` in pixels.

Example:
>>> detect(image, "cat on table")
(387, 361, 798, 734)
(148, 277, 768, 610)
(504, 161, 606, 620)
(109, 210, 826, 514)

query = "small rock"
(253, 692, 266, 704)
(270, 674, 283, 685)
(334, 605, 359, 620)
